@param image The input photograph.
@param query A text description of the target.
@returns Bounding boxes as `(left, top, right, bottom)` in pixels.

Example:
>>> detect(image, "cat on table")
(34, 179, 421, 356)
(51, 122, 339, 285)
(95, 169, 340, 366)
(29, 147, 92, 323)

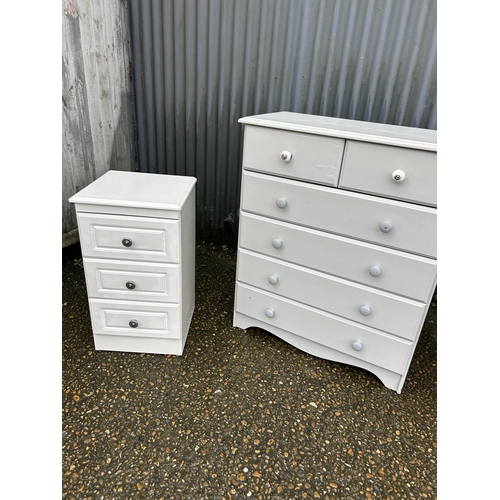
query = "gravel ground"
(62, 242, 437, 500)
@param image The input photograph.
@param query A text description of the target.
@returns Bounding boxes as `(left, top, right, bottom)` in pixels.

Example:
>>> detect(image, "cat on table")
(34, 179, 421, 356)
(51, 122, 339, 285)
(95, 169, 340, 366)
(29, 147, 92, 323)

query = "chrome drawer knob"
(265, 308, 275, 318)
(351, 340, 363, 351)
(379, 221, 393, 233)
(122, 237, 133, 247)
(276, 197, 287, 208)
(129, 319, 139, 328)
(369, 265, 382, 277)
(268, 275, 279, 285)
(280, 150, 293, 162)
(272, 238, 283, 249)
(392, 169, 406, 182)
(360, 305, 372, 316)
(126, 281, 136, 290)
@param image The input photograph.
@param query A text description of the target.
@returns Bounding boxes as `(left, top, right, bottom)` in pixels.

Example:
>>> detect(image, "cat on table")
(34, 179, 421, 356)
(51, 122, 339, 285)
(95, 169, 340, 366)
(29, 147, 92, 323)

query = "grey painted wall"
(128, 0, 437, 245)
(62, 0, 136, 247)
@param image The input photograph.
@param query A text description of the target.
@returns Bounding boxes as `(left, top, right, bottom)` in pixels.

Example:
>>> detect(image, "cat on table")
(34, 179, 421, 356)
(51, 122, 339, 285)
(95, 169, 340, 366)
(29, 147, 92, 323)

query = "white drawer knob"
(369, 265, 382, 277)
(392, 169, 406, 182)
(268, 275, 279, 285)
(360, 305, 372, 316)
(280, 150, 293, 162)
(265, 308, 275, 318)
(351, 340, 363, 351)
(379, 221, 393, 233)
(276, 197, 287, 208)
(272, 238, 283, 249)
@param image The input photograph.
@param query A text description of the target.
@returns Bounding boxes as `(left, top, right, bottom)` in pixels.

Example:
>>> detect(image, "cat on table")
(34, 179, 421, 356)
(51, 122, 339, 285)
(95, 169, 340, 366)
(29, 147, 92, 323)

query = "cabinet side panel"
(180, 187, 196, 345)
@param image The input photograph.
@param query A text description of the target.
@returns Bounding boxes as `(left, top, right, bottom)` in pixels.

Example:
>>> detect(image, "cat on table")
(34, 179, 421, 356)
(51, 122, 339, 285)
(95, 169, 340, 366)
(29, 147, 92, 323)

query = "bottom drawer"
(88, 299, 181, 339)
(235, 283, 412, 374)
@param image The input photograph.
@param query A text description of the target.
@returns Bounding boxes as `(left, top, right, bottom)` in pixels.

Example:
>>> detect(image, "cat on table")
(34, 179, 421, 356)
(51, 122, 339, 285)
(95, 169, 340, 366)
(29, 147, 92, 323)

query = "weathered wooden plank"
(62, 0, 135, 243)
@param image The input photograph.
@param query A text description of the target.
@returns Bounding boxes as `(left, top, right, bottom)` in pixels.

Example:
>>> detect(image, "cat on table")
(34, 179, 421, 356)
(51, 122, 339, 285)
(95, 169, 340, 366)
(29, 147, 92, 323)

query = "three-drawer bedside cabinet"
(69, 170, 197, 355)
(233, 112, 437, 393)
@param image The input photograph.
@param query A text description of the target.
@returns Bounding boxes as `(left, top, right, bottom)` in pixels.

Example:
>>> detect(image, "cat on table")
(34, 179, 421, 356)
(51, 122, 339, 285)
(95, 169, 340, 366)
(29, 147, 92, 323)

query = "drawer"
(243, 125, 345, 186)
(236, 249, 426, 341)
(238, 213, 436, 302)
(77, 213, 180, 263)
(88, 299, 181, 339)
(83, 259, 180, 303)
(241, 170, 437, 258)
(339, 141, 437, 207)
(235, 283, 412, 374)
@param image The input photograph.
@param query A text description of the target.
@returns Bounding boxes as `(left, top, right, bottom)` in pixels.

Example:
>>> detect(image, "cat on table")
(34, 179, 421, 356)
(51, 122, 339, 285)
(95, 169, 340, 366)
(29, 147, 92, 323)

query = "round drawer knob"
(265, 308, 275, 318)
(392, 169, 406, 182)
(351, 340, 363, 351)
(360, 305, 372, 316)
(129, 319, 139, 328)
(369, 265, 382, 277)
(272, 238, 283, 249)
(268, 275, 279, 285)
(122, 237, 133, 247)
(126, 281, 136, 290)
(276, 197, 287, 208)
(280, 150, 293, 162)
(379, 221, 393, 233)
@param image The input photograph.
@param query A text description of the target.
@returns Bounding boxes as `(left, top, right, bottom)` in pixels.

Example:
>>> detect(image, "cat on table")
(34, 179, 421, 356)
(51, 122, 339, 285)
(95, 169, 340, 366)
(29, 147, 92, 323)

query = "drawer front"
(83, 259, 180, 303)
(77, 213, 180, 263)
(89, 299, 180, 339)
(340, 141, 437, 207)
(235, 283, 412, 374)
(237, 250, 426, 341)
(243, 125, 345, 186)
(241, 171, 437, 258)
(238, 213, 437, 302)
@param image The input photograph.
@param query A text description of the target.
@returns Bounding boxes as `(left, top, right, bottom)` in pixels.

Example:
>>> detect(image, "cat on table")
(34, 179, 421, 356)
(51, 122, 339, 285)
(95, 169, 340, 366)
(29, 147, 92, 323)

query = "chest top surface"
(69, 171, 197, 211)
(239, 112, 437, 152)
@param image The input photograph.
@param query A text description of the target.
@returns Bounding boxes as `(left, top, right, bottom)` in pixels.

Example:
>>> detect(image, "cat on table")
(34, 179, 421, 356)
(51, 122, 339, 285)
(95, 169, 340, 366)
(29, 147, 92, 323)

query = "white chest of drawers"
(233, 112, 437, 393)
(69, 171, 197, 355)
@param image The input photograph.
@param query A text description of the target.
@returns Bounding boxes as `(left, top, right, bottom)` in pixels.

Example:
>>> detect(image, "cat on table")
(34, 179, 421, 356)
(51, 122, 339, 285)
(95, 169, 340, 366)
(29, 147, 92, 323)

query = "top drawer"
(339, 141, 437, 207)
(243, 125, 345, 187)
(76, 213, 180, 263)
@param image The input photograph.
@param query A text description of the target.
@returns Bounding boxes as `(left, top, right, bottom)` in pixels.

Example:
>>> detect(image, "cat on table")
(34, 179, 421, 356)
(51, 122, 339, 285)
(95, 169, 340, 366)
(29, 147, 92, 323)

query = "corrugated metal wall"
(128, 0, 437, 244)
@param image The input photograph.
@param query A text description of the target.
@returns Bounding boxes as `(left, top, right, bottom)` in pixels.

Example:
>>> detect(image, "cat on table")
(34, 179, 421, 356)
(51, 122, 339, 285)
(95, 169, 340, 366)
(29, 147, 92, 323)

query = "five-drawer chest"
(69, 171, 197, 356)
(233, 112, 437, 393)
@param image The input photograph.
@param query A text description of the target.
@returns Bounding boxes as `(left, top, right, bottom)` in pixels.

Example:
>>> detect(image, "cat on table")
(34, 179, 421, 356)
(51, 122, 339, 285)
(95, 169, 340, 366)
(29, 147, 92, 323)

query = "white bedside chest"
(233, 112, 437, 393)
(69, 171, 197, 355)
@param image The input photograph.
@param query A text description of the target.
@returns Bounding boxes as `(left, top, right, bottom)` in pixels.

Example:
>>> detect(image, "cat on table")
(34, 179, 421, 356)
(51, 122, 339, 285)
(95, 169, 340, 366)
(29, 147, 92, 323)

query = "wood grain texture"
(62, 0, 135, 241)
